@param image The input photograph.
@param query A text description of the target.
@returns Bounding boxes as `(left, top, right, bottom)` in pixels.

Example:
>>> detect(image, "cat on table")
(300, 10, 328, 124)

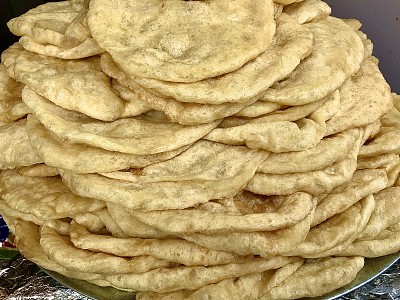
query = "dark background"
(0, 0, 399, 92)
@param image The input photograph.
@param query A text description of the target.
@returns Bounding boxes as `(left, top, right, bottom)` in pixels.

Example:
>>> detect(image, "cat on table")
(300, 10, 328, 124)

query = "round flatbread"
(22, 87, 219, 155)
(261, 257, 364, 299)
(0, 169, 105, 220)
(11, 50, 125, 122)
(325, 57, 392, 136)
(26, 115, 190, 173)
(88, 0, 276, 82)
(132, 192, 314, 234)
(262, 17, 364, 105)
(59, 140, 268, 211)
(69, 221, 242, 267)
(284, 0, 331, 24)
(0, 119, 43, 169)
(128, 14, 312, 104)
(7, 1, 87, 47)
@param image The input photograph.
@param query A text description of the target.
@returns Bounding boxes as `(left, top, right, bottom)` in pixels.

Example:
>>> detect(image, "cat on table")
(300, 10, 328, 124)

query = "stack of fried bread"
(1, 0, 400, 299)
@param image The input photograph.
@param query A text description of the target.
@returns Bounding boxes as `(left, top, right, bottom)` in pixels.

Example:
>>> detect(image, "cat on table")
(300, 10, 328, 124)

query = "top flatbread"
(126, 13, 313, 104)
(88, 0, 276, 82)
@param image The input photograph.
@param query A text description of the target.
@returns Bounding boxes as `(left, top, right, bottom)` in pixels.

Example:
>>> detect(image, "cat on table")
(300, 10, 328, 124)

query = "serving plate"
(43, 252, 400, 300)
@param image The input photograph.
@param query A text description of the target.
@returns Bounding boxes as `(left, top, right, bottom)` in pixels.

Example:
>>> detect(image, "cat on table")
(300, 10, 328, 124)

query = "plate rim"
(42, 252, 400, 300)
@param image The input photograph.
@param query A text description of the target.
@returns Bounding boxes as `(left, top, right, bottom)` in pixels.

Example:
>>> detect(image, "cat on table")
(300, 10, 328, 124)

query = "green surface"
(0, 248, 19, 260)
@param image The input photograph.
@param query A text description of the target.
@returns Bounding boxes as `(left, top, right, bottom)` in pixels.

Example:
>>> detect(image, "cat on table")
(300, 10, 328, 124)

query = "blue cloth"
(0, 216, 9, 242)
